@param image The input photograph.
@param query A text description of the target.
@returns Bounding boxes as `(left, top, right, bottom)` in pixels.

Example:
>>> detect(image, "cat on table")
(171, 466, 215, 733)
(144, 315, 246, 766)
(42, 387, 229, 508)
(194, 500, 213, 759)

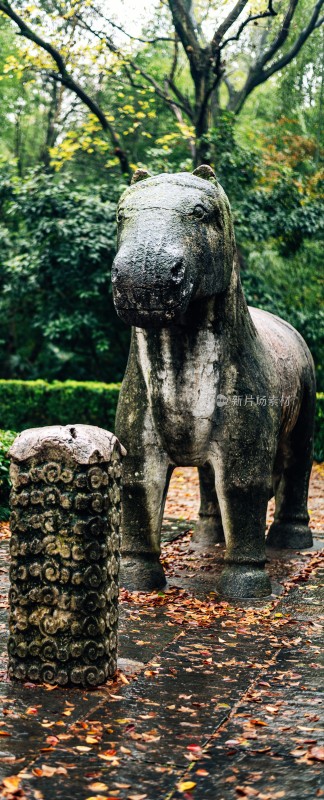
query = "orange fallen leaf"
(88, 783, 109, 791)
(85, 796, 115, 800)
(2, 775, 21, 791)
(86, 736, 100, 744)
(127, 795, 148, 800)
(250, 719, 267, 726)
(309, 746, 324, 761)
(0, 731, 11, 737)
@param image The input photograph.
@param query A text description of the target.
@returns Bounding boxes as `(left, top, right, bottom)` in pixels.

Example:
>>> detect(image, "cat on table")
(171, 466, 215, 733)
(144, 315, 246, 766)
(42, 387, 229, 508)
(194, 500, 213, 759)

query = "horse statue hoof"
(217, 565, 272, 598)
(267, 522, 313, 549)
(192, 515, 225, 546)
(120, 556, 166, 592)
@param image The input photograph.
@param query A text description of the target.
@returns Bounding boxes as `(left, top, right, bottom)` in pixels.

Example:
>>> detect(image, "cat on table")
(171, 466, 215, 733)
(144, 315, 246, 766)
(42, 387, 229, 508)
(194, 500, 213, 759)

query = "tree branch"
(89, 5, 176, 45)
(260, 0, 299, 67)
(167, 0, 201, 72)
(262, 0, 324, 77)
(0, 0, 132, 177)
(212, 0, 249, 47)
(228, 0, 324, 114)
(75, 12, 194, 121)
(220, 2, 277, 51)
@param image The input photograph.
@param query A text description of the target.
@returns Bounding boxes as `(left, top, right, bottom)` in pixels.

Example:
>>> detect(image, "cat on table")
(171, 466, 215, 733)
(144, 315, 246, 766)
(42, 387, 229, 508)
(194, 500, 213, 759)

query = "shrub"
(315, 394, 324, 462)
(0, 380, 121, 433)
(0, 428, 16, 520)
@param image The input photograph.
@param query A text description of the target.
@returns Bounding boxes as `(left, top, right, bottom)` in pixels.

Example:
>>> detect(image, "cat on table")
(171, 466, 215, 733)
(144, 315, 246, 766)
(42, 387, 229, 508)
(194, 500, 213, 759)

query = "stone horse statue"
(112, 166, 316, 597)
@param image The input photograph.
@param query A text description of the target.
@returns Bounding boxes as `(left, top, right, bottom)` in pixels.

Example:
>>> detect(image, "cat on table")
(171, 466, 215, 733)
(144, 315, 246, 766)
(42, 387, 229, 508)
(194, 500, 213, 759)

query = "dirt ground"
(0, 463, 322, 800)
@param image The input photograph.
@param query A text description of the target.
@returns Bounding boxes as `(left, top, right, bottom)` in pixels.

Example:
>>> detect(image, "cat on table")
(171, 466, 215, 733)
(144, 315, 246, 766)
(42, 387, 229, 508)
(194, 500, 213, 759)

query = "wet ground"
(0, 466, 322, 800)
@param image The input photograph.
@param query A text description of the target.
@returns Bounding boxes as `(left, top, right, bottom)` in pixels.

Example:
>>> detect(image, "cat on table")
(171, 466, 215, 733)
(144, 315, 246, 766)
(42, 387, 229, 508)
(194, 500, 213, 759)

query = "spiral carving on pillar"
(8, 425, 125, 688)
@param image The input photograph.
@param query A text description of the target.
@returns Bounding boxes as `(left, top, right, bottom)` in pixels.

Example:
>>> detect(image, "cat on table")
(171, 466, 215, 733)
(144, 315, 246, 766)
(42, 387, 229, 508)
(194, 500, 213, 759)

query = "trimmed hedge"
(315, 393, 324, 462)
(0, 380, 121, 434)
(0, 380, 322, 461)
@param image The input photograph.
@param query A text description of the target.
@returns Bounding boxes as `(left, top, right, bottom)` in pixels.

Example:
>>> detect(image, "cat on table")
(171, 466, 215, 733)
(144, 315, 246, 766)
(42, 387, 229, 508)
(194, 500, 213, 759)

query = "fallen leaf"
(127, 795, 147, 800)
(75, 745, 92, 752)
(178, 781, 196, 792)
(2, 775, 21, 791)
(85, 796, 117, 800)
(309, 746, 324, 761)
(250, 719, 267, 726)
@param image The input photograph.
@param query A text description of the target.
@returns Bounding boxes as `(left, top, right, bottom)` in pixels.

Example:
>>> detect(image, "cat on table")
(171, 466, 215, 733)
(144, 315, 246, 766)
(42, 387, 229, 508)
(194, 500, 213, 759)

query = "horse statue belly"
(112, 166, 316, 598)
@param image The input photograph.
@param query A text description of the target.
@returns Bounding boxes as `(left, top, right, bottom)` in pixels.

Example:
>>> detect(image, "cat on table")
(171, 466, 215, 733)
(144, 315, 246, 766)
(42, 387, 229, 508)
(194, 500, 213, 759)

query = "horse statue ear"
(192, 165, 216, 181)
(131, 169, 152, 185)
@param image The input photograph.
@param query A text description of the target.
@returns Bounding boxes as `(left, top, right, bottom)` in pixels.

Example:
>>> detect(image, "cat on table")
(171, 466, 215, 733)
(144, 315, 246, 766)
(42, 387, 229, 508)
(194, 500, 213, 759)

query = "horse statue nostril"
(171, 259, 185, 283)
(111, 267, 119, 283)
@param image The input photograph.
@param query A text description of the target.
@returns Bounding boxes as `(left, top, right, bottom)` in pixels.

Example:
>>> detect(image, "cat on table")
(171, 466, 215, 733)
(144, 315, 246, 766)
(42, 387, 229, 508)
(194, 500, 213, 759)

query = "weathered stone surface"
(112, 169, 316, 596)
(8, 424, 125, 687)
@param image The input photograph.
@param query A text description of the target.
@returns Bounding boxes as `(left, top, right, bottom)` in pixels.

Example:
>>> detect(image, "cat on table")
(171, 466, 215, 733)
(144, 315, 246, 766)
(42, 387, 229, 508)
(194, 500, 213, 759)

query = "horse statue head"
(112, 166, 235, 328)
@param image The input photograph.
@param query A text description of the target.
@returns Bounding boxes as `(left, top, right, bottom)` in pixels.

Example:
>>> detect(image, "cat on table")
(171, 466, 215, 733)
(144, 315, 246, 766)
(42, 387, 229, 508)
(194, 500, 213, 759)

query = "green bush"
(315, 394, 324, 462)
(0, 380, 121, 433)
(0, 428, 16, 520)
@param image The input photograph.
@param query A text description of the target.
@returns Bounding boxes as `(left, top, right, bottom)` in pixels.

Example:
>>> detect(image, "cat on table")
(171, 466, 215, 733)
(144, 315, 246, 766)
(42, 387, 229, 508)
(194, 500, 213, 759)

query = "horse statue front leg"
(211, 439, 273, 598)
(115, 364, 172, 592)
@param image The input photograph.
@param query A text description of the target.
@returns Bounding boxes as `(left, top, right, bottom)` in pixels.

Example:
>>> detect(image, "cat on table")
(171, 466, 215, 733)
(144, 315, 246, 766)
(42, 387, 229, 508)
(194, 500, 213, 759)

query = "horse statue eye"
(192, 204, 206, 219)
(117, 209, 124, 223)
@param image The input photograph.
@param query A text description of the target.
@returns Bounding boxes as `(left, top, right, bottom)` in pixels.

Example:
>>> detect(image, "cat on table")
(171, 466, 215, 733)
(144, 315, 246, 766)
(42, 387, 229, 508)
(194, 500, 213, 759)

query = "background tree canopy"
(0, 1, 323, 387)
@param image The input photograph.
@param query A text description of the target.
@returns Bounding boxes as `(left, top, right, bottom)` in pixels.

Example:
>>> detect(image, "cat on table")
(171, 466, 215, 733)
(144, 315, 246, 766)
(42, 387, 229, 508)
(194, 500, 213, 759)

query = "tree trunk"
(193, 60, 213, 167)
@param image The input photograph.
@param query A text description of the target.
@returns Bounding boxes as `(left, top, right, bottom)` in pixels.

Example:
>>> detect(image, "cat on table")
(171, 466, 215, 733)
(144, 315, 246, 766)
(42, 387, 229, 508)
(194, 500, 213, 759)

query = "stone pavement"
(0, 513, 323, 799)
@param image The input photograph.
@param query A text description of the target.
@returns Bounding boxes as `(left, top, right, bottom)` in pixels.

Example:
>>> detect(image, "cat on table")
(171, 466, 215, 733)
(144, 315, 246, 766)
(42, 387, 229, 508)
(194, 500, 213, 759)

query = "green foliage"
(315, 394, 324, 462)
(204, 112, 262, 201)
(235, 179, 324, 255)
(0, 168, 129, 381)
(241, 242, 324, 392)
(0, 379, 121, 433)
(0, 428, 16, 520)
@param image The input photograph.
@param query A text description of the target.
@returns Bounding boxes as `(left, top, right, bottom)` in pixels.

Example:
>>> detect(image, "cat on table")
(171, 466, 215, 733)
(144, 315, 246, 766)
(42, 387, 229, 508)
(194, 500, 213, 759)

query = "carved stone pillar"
(8, 425, 125, 688)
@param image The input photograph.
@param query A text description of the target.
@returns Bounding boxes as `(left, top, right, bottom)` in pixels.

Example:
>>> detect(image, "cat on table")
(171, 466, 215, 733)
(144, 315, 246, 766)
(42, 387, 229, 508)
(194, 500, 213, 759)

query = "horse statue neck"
(180, 257, 256, 346)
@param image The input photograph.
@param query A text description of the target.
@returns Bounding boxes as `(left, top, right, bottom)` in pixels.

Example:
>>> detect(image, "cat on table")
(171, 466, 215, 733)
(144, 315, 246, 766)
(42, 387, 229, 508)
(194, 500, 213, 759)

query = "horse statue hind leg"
(192, 463, 225, 546)
(267, 377, 315, 550)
